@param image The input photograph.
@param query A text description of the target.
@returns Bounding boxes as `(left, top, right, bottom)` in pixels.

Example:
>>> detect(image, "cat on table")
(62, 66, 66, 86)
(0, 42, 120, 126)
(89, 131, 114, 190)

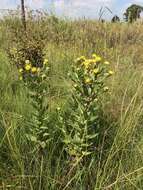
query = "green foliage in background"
(124, 4, 143, 23)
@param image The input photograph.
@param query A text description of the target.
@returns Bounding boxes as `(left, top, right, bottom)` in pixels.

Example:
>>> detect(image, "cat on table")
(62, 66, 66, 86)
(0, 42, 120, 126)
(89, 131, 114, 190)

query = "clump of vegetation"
(9, 33, 45, 69)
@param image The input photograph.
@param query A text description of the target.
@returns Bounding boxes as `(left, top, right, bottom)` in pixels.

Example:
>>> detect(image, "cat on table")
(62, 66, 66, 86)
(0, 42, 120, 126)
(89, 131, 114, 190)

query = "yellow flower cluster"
(18, 59, 48, 80)
(80, 54, 102, 69)
(75, 53, 114, 86)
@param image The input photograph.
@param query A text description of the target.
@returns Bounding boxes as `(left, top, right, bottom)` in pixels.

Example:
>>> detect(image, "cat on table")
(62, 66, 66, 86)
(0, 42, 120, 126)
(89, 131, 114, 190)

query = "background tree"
(124, 4, 143, 23)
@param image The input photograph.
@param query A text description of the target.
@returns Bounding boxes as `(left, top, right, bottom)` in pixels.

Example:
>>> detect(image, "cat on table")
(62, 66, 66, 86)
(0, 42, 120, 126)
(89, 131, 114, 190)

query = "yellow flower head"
(25, 60, 30, 64)
(93, 68, 99, 74)
(25, 64, 31, 71)
(88, 59, 96, 64)
(85, 78, 91, 84)
(57, 107, 61, 111)
(76, 56, 86, 62)
(80, 56, 86, 60)
(19, 76, 23, 81)
(104, 86, 109, 91)
(108, 70, 114, 75)
(19, 68, 23, 73)
(104, 61, 110, 65)
(92, 53, 98, 58)
(44, 59, 48, 65)
(95, 56, 102, 62)
(83, 60, 90, 68)
(31, 67, 37, 73)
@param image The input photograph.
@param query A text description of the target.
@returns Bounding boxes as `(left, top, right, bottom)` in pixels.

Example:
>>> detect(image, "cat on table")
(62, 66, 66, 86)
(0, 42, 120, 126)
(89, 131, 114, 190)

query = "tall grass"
(0, 12, 143, 189)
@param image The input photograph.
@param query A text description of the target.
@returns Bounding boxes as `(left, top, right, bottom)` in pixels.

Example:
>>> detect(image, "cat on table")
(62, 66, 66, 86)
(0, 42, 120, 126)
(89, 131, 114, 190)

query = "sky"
(0, 0, 143, 20)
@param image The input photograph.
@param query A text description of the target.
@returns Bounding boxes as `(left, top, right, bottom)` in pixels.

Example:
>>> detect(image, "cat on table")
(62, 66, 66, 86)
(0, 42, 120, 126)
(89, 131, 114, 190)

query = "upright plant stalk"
(21, 0, 26, 31)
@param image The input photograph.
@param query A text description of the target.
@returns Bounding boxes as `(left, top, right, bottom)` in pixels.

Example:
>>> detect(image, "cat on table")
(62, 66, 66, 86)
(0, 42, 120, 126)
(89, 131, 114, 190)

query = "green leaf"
(43, 133, 49, 137)
(86, 133, 98, 139)
(29, 135, 37, 142)
(39, 141, 46, 149)
(88, 87, 92, 95)
(82, 151, 92, 156)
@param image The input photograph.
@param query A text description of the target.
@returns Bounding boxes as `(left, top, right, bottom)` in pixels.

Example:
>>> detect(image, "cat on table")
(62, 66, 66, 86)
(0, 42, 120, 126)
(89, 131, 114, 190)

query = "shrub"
(9, 36, 45, 69)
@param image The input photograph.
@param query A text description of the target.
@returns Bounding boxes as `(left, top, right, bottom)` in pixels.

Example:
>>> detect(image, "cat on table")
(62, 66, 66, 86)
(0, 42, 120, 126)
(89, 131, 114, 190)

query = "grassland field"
(0, 13, 143, 190)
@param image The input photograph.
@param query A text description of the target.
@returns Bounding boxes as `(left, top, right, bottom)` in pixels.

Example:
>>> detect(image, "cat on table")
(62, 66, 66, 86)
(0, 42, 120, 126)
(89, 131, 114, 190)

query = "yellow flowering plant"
(58, 53, 114, 160)
(18, 58, 51, 150)
(8, 31, 49, 152)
